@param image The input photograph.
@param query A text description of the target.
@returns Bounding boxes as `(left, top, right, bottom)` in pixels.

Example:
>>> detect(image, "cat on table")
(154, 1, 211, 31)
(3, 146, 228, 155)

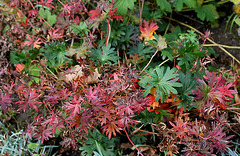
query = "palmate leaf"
(38, 8, 57, 26)
(79, 129, 117, 156)
(139, 66, 182, 103)
(195, 4, 219, 22)
(114, 0, 136, 15)
(42, 41, 71, 68)
(87, 44, 120, 66)
(177, 72, 197, 110)
(177, 41, 204, 71)
(128, 42, 155, 60)
(173, 0, 196, 11)
(156, 0, 172, 12)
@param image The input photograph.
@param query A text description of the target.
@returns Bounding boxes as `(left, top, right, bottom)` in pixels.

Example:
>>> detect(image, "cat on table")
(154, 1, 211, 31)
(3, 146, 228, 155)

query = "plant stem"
(159, 58, 170, 67)
(202, 44, 240, 49)
(140, 49, 158, 75)
(124, 129, 144, 156)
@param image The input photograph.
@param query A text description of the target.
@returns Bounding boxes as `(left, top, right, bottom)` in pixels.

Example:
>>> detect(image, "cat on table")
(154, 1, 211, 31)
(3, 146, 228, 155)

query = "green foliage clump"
(88, 44, 120, 66)
(79, 129, 119, 156)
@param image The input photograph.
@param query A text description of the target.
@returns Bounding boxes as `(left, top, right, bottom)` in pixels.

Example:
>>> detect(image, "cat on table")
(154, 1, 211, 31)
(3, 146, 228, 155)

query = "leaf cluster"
(88, 44, 120, 66)
(139, 66, 182, 103)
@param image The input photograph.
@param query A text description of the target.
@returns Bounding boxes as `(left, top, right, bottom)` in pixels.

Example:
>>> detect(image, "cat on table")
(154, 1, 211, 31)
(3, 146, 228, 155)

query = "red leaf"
(101, 120, 120, 139)
(89, 9, 102, 20)
(39, 0, 55, 9)
(48, 28, 64, 39)
(35, 126, 53, 144)
(65, 95, 83, 116)
(20, 18, 29, 27)
(0, 90, 11, 114)
(23, 34, 42, 48)
(16, 88, 41, 112)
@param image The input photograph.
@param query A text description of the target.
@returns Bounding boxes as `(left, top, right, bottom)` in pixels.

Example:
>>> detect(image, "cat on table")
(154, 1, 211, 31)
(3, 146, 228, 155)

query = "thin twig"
(140, 49, 158, 75)
(130, 125, 158, 135)
(202, 44, 240, 49)
(159, 58, 170, 67)
(139, 0, 144, 27)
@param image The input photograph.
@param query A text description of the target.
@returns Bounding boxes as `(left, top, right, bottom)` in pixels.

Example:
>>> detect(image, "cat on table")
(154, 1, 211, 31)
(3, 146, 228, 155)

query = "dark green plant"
(10, 48, 41, 67)
(79, 129, 119, 156)
(87, 44, 120, 66)
(42, 41, 72, 69)
(168, 30, 205, 72)
(139, 66, 182, 103)
(176, 71, 197, 110)
(101, 20, 139, 51)
(115, 0, 221, 22)
(128, 41, 155, 64)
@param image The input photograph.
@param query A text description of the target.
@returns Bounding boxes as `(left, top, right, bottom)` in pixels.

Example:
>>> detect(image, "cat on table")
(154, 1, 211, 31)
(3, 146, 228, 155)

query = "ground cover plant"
(0, 0, 240, 155)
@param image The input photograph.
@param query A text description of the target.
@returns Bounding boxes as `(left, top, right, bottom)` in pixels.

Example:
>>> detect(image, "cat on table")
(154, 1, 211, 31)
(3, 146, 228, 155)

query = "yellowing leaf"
(234, 4, 240, 15)
(139, 20, 159, 41)
(156, 35, 167, 51)
(231, 0, 240, 5)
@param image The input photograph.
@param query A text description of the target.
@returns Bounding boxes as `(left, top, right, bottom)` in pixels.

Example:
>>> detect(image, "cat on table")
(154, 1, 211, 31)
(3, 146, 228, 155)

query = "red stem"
(124, 129, 144, 156)
(27, 0, 53, 29)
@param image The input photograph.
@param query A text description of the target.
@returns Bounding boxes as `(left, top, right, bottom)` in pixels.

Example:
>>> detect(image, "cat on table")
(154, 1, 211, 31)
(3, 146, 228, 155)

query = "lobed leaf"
(139, 66, 182, 103)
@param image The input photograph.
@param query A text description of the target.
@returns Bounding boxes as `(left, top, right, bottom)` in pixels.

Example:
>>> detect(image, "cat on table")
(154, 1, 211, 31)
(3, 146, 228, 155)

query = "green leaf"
(3, 24, 10, 34)
(10, 50, 28, 65)
(235, 17, 240, 26)
(70, 22, 89, 34)
(177, 42, 203, 71)
(149, 34, 167, 51)
(173, 0, 196, 11)
(28, 143, 39, 150)
(128, 42, 155, 61)
(183, 0, 196, 8)
(161, 50, 174, 61)
(174, 0, 184, 11)
(164, 26, 181, 42)
(195, 4, 219, 22)
(54, 127, 62, 138)
(39, 8, 46, 18)
(42, 41, 71, 68)
(130, 134, 147, 144)
(87, 44, 120, 66)
(156, 0, 172, 12)
(79, 129, 117, 156)
(38, 8, 57, 26)
(28, 64, 41, 84)
(139, 66, 182, 102)
(177, 72, 197, 110)
(115, 0, 136, 15)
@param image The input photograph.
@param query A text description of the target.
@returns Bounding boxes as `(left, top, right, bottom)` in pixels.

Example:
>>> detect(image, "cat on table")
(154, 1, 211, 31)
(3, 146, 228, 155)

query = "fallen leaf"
(120, 142, 132, 149)
(62, 65, 101, 84)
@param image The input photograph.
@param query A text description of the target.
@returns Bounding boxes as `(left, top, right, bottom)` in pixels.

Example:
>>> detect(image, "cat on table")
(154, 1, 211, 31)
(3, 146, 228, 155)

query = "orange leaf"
(139, 20, 159, 41)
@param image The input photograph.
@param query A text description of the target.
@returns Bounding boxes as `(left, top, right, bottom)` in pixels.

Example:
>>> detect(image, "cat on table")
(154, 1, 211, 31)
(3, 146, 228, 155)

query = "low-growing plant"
(0, 122, 58, 156)
(0, 0, 239, 155)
